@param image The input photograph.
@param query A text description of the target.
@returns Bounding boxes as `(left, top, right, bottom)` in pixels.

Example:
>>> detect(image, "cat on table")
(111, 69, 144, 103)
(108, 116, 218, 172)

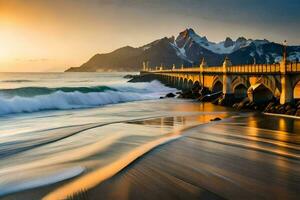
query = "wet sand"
(85, 112, 300, 200)
(1, 101, 300, 200)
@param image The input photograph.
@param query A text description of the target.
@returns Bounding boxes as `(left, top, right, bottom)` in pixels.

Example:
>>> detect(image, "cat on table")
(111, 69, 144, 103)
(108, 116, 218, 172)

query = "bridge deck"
(144, 63, 300, 74)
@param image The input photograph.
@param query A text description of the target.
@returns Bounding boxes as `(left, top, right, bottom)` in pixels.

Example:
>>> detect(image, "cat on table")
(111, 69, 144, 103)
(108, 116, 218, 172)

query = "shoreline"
(69, 110, 300, 200)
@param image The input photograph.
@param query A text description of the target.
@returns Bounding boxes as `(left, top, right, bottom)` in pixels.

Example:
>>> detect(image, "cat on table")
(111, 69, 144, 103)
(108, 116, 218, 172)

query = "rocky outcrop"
(264, 101, 300, 116)
(210, 117, 222, 121)
(165, 93, 176, 98)
(128, 74, 157, 82)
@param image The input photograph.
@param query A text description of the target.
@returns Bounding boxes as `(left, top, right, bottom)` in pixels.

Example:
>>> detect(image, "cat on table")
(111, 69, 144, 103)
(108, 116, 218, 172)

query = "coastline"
(69, 110, 300, 200)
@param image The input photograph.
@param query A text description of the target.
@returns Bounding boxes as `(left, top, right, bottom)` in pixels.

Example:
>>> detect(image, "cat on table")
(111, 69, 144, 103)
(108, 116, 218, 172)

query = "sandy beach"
(1, 100, 300, 200)
(62, 104, 300, 200)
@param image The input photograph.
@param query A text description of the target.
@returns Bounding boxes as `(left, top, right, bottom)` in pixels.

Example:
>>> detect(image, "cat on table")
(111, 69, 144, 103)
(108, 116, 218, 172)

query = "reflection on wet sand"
(43, 113, 230, 200)
(1, 100, 300, 200)
(85, 105, 300, 200)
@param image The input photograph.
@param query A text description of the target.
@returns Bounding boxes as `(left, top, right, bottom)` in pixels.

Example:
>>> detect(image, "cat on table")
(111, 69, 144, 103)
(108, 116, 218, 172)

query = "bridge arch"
(234, 84, 248, 100)
(178, 77, 184, 89)
(293, 78, 300, 99)
(174, 77, 180, 88)
(193, 81, 201, 90)
(183, 78, 188, 90)
(211, 76, 223, 93)
(212, 81, 223, 93)
(232, 77, 249, 100)
(188, 79, 194, 89)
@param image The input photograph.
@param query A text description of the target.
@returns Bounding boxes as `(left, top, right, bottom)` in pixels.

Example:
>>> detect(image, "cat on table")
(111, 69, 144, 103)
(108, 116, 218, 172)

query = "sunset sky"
(0, 0, 299, 72)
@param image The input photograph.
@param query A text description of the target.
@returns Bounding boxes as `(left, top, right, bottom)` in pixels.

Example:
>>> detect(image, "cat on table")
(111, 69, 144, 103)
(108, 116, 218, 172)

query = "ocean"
(0, 72, 193, 198)
(0, 72, 299, 200)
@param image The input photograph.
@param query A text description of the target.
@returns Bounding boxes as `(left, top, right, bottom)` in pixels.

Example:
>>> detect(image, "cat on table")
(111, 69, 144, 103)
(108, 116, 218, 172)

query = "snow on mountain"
(173, 28, 269, 55)
(170, 42, 189, 60)
(288, 52, 300, 62)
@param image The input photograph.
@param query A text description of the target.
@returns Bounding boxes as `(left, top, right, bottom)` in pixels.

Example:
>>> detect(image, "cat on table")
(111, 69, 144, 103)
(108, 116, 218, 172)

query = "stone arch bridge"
(141, 58, 300, 105)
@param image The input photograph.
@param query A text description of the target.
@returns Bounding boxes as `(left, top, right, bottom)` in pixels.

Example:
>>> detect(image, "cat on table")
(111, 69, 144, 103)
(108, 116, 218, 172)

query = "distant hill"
(65, 28, 300, 72)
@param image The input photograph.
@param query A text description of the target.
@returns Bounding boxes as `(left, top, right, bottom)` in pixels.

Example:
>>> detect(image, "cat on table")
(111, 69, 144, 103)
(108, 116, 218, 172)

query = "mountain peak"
(187, 28, 195, 34)
(178, 28, 195, 39)
(236, 37, 247, 43)
(224, 37, 234, 47)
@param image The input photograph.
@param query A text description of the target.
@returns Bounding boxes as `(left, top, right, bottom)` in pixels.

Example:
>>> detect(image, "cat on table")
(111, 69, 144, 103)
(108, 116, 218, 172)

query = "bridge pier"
(280, 75, 294, 104)
(280, 58, 294, 104)
(200, 58, 207, 88)
(221, 57, 235, 105)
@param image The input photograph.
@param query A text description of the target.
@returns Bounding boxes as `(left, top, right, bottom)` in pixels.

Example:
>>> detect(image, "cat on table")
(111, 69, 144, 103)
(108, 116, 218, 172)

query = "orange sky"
(0, 0, 299, 72)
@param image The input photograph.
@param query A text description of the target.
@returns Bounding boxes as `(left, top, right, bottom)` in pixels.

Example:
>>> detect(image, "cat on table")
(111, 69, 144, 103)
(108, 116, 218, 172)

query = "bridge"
(140, 54, 300, 105)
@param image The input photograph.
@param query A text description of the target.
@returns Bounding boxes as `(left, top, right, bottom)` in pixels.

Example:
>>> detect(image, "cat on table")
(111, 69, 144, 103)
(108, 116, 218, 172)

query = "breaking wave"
(0, 81, 176, 115)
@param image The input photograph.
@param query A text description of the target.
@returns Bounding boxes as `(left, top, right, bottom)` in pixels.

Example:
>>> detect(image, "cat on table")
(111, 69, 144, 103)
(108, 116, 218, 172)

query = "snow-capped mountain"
(173, 28, 269, 55)
(66, 28, 300, 72)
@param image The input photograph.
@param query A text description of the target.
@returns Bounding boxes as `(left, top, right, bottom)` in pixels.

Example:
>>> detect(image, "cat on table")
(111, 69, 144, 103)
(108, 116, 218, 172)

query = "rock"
(128, 74, 157, 82)
(159, 97, 164, 99)
(232, 103, 239, 109)
(264, 102, 276, 113)
(234, 97, 250, 110)
(286, 108, 296, 115)
(178, 90, 195, 99)
(275, 105, 281, 110)
(210, 117, 222, 121)
(199, 87, 211, 97)
(218, 94, 235, 106)
(284, 103, 293, 111)
(165, 93, 176, 98)
(245, 102, 255, 109)
(123, 74, 135, 79)
(278, 105, 285, 114)
(267, 105, 276, 113)
(296, 100, 300, 107)
(295, 109, 300, 116)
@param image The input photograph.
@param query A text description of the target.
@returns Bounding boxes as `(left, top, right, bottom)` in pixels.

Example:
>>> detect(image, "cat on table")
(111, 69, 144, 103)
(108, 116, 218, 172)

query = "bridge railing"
(227, 64, 281, 73)
(203, 66, 222, 72)
(144, 62, 299, 74)
(286, 62, 300, 72)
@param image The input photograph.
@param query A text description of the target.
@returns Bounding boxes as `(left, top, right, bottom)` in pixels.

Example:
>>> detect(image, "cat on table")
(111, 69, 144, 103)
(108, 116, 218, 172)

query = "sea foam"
(0, 81, 176, 115)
